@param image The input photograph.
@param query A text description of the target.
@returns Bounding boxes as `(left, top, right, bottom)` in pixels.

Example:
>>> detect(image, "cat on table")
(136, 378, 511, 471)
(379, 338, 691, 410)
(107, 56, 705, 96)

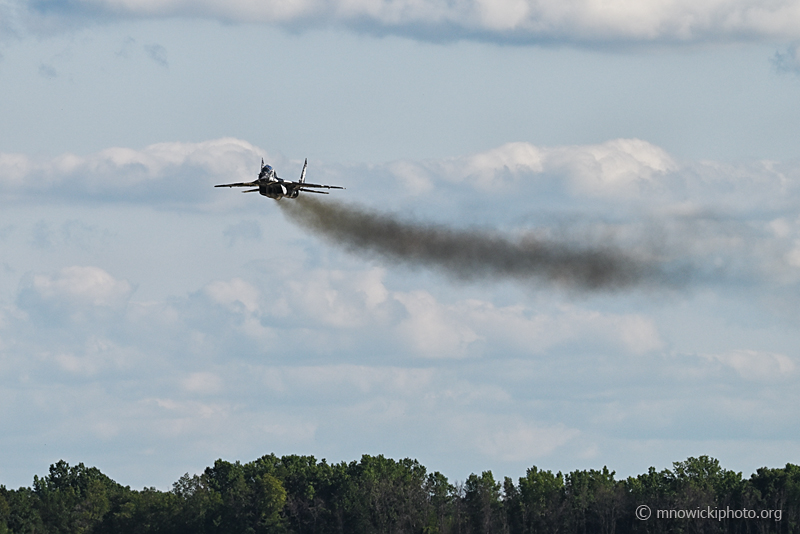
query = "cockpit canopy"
(259, 163, 275, 180)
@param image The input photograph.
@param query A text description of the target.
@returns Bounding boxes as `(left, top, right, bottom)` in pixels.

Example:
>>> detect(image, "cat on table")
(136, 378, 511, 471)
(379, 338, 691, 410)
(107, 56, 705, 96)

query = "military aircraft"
(215, 159, 344, 199)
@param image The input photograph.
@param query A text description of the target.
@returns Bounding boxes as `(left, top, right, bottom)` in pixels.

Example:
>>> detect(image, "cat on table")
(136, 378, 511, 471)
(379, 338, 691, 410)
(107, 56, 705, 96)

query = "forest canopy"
(1, 455, 798, 534)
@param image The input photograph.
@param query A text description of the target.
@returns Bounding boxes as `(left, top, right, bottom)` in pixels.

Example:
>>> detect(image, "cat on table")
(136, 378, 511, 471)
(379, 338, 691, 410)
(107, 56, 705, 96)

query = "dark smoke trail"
(280, 197, 678, 291)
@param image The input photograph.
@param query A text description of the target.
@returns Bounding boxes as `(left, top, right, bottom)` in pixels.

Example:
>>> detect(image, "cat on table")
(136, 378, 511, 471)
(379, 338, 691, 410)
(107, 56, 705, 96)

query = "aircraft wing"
(214, 181, 259, 188)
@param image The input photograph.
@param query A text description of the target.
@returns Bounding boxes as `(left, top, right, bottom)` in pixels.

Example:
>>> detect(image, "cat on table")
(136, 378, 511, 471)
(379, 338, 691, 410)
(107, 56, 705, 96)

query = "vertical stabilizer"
(299, 158, 307, 184)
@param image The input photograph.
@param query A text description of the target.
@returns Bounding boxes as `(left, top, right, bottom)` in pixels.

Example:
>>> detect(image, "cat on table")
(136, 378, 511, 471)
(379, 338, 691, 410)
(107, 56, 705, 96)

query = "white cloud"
(425, 138, 676, 197)
(702, 349, 796, 380)
(355, 268, 390, 309)
(450, 414, 581, 461)
(0, 138, 267, 207)
(49, 336, 138, 376)
(2, 137, 795, 215)
(181, 371, 223, 394)
(179, 267, 664, 360)
(204, 278, 260, 314)
(380, 293, 664, 359)
(201, 278, 275, 342)
(547, 138, 678, 195)
(386, 161, 435, 195)
(259, 364, 436, 397)
(433, 142, 546, 192)
(281, 268, 397, 328)
(616, 314, 663, 355)
(394, 291, 483, 358)
(30, 265, 133, 308)
(0, 153, 34, 184)
(18, 0, 800, 44)
(140, 397, 321, 450)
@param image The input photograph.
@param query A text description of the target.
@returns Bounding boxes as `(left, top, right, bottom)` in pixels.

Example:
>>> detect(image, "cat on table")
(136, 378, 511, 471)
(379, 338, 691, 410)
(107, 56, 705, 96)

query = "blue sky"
(2, 0, 800, 491)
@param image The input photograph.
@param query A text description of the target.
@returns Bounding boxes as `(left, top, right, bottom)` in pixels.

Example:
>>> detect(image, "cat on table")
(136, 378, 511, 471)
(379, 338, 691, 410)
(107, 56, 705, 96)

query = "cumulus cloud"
(18, 0, 800, 44)
(49, 336, 138, 377)
(394, 291, 483, 358)
(392, 138, 678, 198)
(2, 136, 793, 212)
(204, 278, 260, 314)
(0, 137, 267, 207)
(192, 269, 665, 361)
(702, 349, 796, 380)
(547, 139, 678, 195)
(199, 278, 276, 343)
(22, 265, 132, 308)
(469, 418, 581, 462)
(452, 301, 664, 356)
(259, 364, 436, 397)
(181, 371, 223, 394)
(2, 232, 799, 487)
(32, 265, 132, 306)
(16, 266, 134, 327)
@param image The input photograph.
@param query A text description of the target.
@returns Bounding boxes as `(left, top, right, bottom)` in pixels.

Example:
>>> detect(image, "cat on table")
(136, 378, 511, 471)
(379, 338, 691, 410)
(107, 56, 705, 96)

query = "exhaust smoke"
(280, 197, 683, 291)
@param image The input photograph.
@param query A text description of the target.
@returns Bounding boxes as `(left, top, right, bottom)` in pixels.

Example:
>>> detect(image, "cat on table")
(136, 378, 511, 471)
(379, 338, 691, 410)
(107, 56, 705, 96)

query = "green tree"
(0, 487, 10, 534)
(266, 455, 336, 534)
(464, 471, 501, 534)
(335, 455, 428, 534)
(565, 467, 623, 534)
(502, 476, 522, 534)
(625, 466, 673, 534)
(424, 471, 454, 534)
(32, 460, 120, 534)
(1, 487, 45, 534)
(669, 456, 744, 533)
(750, 463, 800, 534)
(202, 459, 287, 534)
(99, 487, 181, 534)
(518, 467, 565, 534)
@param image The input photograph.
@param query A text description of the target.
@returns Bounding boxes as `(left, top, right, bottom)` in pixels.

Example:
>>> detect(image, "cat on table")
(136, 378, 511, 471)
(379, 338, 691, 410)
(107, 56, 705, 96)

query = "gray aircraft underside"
(215, 159, 344, 199)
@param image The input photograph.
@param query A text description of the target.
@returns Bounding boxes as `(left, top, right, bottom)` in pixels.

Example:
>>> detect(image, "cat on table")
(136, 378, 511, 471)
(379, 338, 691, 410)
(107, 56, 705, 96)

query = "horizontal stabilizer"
(215, 181, 258, 188)
(300, 183, 345, 190)
(299, 189, 329, 194)
(242, 188, 260, 193)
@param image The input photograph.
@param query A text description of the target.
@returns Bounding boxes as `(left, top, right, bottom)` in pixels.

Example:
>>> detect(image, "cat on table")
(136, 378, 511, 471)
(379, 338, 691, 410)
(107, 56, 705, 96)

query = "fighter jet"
(215, 159, 344, 200)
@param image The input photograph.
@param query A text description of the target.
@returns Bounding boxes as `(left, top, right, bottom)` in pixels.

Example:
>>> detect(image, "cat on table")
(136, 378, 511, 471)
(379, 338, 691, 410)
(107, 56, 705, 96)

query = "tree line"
(1, 454, 798, 534)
